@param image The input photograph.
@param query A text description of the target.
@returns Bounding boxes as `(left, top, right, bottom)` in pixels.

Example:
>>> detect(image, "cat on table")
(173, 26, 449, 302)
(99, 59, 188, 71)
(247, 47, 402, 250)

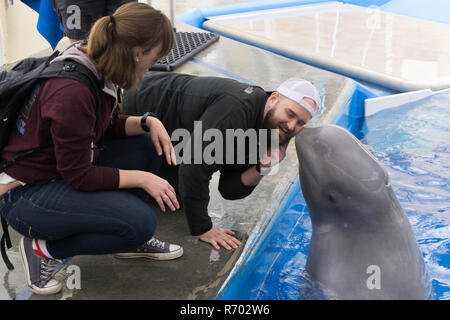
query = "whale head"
(295, 125, 429, 300)
(295, 125, 405, 232)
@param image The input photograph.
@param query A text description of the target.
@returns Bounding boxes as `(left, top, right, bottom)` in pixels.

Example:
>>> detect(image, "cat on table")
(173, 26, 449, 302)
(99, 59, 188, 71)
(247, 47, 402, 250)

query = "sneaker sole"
(19, 238, 63, 296)
(113, 247, 183, 261)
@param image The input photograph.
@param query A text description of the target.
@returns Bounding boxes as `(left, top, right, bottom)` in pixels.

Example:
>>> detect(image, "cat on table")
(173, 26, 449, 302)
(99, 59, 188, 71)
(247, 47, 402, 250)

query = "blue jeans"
(0, 134, 161, 259)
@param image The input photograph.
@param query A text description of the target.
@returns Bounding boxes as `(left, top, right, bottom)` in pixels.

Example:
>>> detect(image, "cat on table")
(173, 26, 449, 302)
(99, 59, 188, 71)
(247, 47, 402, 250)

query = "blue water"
(243, 91, 450, 300)
(364, 91, 450, 299)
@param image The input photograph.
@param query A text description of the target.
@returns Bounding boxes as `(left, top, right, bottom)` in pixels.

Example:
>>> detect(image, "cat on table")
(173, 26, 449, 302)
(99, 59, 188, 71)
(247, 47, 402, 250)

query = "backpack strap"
(1, 216, 13, 270)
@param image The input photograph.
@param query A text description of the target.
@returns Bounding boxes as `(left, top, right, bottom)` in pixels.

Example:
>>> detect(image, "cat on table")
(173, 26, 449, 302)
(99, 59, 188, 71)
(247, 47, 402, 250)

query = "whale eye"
(328, 194, 336, 202)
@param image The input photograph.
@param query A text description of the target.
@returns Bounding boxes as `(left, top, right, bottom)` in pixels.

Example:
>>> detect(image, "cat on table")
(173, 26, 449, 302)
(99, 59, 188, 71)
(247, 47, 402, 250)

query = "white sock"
(31, 239, 53, 259)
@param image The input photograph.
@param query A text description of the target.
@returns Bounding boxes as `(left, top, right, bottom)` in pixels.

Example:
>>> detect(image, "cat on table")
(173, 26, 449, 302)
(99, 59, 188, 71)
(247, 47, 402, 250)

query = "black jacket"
(123, 72, 269, 235)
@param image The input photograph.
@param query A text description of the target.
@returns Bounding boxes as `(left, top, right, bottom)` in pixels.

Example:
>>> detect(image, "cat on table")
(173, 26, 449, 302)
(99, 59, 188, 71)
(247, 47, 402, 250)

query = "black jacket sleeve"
(218, 169, 256, 200)
(180, 164, 256, 235)
(178, 163, 217, 235)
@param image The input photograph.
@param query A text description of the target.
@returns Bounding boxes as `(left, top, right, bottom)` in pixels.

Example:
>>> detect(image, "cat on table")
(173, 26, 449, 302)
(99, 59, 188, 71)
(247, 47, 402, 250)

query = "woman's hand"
(119, 170, 180, 212)
(147, 116, 176, 166)
(139, 172, 180, 212)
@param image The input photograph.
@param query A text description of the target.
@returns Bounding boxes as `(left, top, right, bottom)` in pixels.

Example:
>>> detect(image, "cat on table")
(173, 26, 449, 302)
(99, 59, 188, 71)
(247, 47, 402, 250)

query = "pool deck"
(0, 19, 353, 300)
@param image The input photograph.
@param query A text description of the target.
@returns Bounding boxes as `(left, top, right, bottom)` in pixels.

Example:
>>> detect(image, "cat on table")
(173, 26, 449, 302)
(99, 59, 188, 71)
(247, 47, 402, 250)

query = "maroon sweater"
(2, 78, 129, 191)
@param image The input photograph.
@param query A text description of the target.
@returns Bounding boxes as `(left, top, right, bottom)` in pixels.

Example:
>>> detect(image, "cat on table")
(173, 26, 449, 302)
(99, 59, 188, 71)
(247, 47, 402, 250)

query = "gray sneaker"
(19, 237, 63, 295)
(114, 237, 183, 260)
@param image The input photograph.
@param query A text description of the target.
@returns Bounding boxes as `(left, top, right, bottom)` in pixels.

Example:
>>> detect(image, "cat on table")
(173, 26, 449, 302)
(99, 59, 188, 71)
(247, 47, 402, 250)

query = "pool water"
(239, 90, 450, 300)
(364, 91, 450, 299)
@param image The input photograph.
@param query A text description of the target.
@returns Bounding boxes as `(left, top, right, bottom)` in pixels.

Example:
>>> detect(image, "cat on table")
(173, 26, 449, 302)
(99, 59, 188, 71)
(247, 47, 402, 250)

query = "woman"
(0, 2, 181, 295)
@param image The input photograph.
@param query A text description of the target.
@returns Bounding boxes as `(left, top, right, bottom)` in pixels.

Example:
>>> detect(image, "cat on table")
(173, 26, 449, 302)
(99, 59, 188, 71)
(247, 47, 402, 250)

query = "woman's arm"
(124, 115, 146, 136)
(122, 116, 178, 212)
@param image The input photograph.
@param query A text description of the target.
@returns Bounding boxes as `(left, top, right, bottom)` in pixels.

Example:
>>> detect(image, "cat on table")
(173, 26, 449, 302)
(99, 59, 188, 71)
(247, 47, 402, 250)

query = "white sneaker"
(19, 237, 63, 295)
(114, 237, 183, 260)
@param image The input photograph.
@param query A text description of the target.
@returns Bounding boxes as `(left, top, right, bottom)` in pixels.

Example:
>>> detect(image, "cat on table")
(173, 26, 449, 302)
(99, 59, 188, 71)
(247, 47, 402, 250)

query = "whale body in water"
(295, 124, 430, 299)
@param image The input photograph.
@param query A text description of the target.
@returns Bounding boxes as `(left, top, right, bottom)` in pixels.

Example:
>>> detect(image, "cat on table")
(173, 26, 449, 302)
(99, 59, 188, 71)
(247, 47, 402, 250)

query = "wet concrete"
(0, 14, 353, 299)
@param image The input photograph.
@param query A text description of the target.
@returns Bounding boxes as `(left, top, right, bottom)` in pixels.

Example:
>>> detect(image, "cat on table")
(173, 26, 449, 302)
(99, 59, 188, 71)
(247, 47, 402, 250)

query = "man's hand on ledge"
(199, 227, 242, 250)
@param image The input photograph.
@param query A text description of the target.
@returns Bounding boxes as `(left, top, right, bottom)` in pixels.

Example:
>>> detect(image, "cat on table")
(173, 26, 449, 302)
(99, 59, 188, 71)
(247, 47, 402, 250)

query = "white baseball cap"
(276, 78, 322, 117)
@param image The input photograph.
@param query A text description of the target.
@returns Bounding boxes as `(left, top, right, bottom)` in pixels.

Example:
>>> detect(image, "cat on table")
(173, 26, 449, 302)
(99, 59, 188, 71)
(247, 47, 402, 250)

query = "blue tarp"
(21, 0, 63, 49)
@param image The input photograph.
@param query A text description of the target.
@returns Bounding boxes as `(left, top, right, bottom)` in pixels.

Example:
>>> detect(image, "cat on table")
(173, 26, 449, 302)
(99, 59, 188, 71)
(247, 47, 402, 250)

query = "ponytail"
(79, 2, 173, 90)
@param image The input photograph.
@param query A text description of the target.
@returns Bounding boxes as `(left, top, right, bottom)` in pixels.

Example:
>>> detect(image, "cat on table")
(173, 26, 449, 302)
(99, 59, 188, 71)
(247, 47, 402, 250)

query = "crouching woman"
(0, 2, 181, 295)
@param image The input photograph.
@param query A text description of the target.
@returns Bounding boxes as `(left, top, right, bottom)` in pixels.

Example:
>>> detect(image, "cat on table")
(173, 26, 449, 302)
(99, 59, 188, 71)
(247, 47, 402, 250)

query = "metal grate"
(150, 31, 220, 71)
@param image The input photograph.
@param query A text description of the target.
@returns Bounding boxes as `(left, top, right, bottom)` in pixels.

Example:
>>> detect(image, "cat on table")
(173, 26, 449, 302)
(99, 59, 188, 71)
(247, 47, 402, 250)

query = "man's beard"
(262, 107, 292, 146)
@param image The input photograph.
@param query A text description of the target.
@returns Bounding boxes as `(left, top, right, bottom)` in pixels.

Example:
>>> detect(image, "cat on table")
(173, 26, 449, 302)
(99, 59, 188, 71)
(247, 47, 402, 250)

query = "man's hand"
(199, 227, 241, 250)
(261, 143, 288, 168)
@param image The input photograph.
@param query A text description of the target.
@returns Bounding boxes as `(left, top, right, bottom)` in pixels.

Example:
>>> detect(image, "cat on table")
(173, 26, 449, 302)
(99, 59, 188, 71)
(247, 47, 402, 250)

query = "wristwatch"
(140, 112, 156, 132)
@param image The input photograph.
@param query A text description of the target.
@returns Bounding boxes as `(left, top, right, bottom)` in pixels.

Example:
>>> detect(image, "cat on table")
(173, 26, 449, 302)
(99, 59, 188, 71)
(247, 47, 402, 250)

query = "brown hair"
(79, 2, 173, 90)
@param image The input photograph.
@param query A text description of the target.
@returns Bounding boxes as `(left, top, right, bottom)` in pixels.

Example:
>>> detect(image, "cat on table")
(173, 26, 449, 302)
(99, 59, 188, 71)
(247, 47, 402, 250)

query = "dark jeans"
(0, 134, 161, 259)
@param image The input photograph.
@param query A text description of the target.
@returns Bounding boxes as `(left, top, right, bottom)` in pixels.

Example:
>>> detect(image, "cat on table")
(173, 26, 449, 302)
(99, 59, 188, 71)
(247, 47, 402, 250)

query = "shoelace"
(147, 237, 166, 250)
(37, 258, 61, 286)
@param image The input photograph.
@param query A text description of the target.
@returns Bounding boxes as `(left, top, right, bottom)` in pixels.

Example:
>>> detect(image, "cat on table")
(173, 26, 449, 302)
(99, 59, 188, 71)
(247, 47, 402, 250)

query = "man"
(122, 73, 321, 250)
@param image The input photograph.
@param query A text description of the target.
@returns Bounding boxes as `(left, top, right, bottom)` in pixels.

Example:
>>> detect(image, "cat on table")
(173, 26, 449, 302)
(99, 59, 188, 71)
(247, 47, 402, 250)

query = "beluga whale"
(295, 124, 430, 300)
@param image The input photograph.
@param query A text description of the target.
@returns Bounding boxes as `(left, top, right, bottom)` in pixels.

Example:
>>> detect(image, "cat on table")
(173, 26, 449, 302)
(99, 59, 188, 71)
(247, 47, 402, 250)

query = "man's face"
(263, 93, 314, 145)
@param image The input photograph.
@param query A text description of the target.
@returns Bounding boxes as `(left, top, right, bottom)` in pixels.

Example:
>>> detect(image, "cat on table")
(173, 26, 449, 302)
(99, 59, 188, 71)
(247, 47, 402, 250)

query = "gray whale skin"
(295, 124, 430, 300)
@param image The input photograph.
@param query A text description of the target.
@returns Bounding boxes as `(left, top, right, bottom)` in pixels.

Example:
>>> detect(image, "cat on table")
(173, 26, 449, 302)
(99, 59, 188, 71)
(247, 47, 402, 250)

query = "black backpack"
(0, 50, 104, 270)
